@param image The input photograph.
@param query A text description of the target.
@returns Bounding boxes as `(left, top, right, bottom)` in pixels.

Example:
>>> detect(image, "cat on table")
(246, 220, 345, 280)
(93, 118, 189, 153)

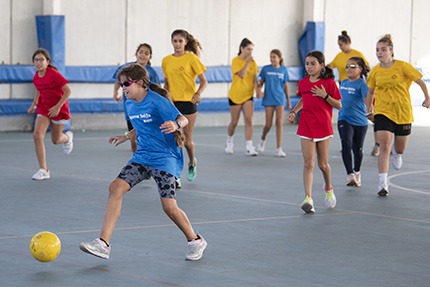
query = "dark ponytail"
(348, 56, 370, 79)
(32, 48, 58, 71)
(171, 29, 202, 57)
(304, 51, 335, 80)
(117, 64, 186, 149)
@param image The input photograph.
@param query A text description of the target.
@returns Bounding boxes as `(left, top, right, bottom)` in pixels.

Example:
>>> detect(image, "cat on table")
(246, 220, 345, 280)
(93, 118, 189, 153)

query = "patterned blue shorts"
(117, 162, 176, 199)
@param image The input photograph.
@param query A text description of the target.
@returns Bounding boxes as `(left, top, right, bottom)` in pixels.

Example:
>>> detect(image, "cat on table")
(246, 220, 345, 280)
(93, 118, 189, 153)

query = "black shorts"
(228, 97, 253, 106)
(174, 101, 197, 115)
(374, 115, 411, 136)
(126, 120, 134, 131)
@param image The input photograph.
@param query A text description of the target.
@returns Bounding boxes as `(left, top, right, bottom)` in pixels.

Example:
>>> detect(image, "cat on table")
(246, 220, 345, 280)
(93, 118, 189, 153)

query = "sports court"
(1, 124, 429, 287)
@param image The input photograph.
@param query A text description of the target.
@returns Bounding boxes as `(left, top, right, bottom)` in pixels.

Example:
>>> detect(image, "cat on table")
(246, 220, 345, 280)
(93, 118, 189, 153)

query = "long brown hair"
(270, 49, 284, 66)
(117, 64, 185, 148)
(32, 48, 58, 70)
(304, 51, 335, 80)
(171, 29, 202, 57)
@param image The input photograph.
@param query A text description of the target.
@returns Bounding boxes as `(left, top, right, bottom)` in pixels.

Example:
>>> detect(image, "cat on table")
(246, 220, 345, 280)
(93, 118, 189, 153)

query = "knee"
(162, 204, 177, 218)
(318, 162, 330, 173)
(303, 160, 315, 170)
(33, 131, 44, 142)
(108, 181, 128, 198)
(265, 123, 272, 130)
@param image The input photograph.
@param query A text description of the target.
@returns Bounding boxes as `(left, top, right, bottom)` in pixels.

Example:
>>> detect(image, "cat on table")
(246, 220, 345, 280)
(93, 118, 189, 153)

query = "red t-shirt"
(33, 67, 70, 121)
(297, 77, 341, 138)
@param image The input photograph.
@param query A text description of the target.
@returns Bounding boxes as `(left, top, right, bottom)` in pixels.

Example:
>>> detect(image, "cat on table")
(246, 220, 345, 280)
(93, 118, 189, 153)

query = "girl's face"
(136, 46, 151, 66)
(338, 40, 351, 53)
(171, 35, 187, 54)
(305, 56, 324, 78)
(270, 53, 281, 67)
(240, 44, 253, 58)
(119, 76, 140, 100)
(376, 42, 393, 63)
(346, 59, 361, 80)
(33, 53, 49, 72)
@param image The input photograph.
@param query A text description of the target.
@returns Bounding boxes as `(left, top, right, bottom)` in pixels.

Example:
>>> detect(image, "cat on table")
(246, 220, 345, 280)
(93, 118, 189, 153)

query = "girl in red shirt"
(288, 51, 342, 213)
(27, 48, 73, 180)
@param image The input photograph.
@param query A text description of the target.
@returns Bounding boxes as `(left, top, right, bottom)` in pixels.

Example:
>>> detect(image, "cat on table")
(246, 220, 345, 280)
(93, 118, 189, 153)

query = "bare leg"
(261, 106, 274, 141)
(183, 112, 198, 165)
(393, 135, 408, 154)
(275, 106, 284, 148)
(316, 138, 332, 190)
(99, 178, 130, 243)
(376, 131, 393, 174)
(227, 105, 242, 137)
(301, 138, 316, 198)
(161, 198, 197, 241)
(33, 116, 51, 171)
(242, 100, 254, 141)
(50, 123, 69, 144)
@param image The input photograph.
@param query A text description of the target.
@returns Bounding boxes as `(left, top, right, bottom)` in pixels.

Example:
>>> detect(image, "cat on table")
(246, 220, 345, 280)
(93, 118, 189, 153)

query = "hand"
(48, 104, 61, 118)
(245, 55, 254, 63)
(256, 90, 264, 99)
(311, 85, 327, 99)
(422, 98, 430, 109)
(287, 111, 296, 123)
(160, 120, 178, 134)
(287, 102, 292, 110)
(191, 93, 201, 105)
(113, 91, 122, 102)
(366, 112, 374, 123)
(27, 103, 36, 114)
(108, 135, 127, 146)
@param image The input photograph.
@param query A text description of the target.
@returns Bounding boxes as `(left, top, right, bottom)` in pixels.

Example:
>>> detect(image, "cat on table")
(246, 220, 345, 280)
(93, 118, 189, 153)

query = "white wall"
(1, 0, 430, 101)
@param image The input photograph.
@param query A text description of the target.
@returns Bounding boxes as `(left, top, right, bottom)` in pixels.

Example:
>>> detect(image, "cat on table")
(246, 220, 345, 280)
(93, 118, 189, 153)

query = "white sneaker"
(371, 144, 380, 156)
(246, 145, 258, 156)
(225, 139, 234, 154)
(63, 131, 74, 155)
(391, 146, 402, 170)
(324, 185, 336, 209)
(378, 182, 389, 196)
(32, 169, 50, 180)
(185, 235, 207, 261)
(346, 173, 357, 186)
(257, 139, 266, 152)
(275, 148, 286, 157)
(354, 171, 361, 187)
(301, 196, 315, 213)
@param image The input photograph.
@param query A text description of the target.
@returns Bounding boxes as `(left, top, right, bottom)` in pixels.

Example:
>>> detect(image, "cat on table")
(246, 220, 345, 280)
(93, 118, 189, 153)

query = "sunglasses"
(120, 80, 138, 88)
(346, 64, 358, 69)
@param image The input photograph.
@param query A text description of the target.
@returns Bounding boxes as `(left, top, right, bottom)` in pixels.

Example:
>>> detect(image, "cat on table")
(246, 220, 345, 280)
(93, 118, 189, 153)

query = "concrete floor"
(1, 124, 429, 287)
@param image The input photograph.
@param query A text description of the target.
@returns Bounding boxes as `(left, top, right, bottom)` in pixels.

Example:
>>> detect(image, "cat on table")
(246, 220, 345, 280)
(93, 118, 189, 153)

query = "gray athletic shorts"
(117, 162, 176, 199)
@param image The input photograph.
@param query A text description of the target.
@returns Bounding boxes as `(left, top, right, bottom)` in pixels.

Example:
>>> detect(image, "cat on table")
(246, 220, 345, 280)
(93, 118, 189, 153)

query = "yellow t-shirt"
(329, 49, 368, 82)
(366, 60, 422, 124)
(162, 53, 206, 102)
(228, 56, 259, 104)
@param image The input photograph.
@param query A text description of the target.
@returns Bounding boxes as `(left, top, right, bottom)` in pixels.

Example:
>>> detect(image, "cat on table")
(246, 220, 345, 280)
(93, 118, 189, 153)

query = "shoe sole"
(378, 189, 388, 196)
(79, 244, 109, 259)
(185, 240, 207, 261)
(301, 203, 315, 213)
(346, 180, 357, 187)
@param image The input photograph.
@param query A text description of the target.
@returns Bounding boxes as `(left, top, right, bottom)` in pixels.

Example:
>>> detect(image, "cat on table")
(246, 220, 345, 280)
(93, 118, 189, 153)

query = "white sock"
(246, 140, 253, 148)
(227, 135, 233, 143)
(379, 173, 388, 190)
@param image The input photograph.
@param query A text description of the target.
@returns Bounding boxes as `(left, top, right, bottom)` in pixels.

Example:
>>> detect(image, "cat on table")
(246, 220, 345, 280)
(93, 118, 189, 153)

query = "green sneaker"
(324, 185, 337, 209)
(187, 158, 197, 181)
(301, 196, 315, 213)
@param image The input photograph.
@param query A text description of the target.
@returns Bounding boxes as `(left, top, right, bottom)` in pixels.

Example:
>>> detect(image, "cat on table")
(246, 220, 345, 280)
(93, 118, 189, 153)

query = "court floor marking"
(388, 169, 430, 195)
(0, 247, 184, 287)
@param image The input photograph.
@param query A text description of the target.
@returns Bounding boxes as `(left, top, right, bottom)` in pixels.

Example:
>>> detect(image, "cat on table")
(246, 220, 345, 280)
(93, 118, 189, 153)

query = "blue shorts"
(117, 162, 176, 199)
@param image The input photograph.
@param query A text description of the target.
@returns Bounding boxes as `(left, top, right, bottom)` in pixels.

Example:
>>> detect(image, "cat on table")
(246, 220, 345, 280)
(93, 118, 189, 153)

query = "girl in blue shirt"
(80, 64, 207, 261)
(338, 57, 370, 187)
(257, 49, 292, 157)
(113, 43, 161, 152)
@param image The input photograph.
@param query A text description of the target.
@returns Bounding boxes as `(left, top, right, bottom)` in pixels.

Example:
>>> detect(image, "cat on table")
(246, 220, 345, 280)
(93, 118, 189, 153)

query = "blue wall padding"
(36, 16, 66, 74)
(0, 96, 301, 117)
(0, 65, 308, 83)
(298, 22, 325, 66)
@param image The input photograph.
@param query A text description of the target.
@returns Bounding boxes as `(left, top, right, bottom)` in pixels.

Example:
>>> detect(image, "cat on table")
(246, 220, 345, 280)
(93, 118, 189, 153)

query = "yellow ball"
(30, 231, 61, 262)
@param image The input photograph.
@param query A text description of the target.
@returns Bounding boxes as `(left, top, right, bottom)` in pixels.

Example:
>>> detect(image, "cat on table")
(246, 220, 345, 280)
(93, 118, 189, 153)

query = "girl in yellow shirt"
(225, 38, 263, 156)
(365, 34, 430, 196)
(162, 30, 208, 185)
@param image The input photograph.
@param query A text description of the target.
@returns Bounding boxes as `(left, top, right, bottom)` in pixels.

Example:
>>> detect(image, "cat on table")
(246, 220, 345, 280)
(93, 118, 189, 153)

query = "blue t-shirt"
(260, 65, 289, 106)
(126, 90, 183, 178)
(338, 78, 369, 126)
(113, 62, 161, 120)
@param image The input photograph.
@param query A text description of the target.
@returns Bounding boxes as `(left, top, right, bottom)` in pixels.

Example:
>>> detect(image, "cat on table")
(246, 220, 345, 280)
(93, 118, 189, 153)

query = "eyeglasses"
(346, 64, 358, 69)
(120, 80, 138, 88)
